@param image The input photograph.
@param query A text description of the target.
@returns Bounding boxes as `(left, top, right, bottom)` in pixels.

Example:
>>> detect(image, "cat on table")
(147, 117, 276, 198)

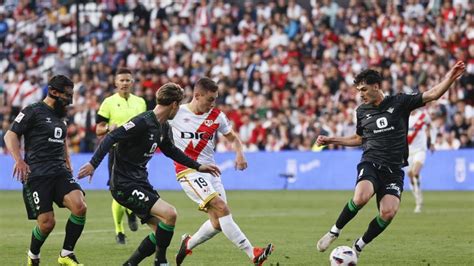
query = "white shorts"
(408, 150, 426, 167)
(178, 171, 227, 211)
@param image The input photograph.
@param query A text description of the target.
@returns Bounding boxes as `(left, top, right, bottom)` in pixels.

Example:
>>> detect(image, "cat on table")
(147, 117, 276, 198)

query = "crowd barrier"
(1, 150, 473, 190)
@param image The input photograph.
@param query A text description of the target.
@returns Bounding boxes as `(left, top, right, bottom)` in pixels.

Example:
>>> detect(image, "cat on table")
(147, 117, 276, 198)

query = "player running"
(170, 77, 273, 266)
(77, 83, 220, 266)
(407, 108, 432, 213)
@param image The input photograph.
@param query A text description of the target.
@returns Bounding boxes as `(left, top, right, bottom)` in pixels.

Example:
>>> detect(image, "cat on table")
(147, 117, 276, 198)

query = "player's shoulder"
(355, 103, 370, 114)
(23, 101, 44, 113)
(29, 101, 44, 109)
(139, 110, 154, 120)
(100, 93, 116, 105)
(393, 92, 420, 101)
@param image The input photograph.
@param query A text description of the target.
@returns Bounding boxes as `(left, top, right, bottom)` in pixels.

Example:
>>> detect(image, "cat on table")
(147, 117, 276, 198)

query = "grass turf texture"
(1, 190, 473, 265)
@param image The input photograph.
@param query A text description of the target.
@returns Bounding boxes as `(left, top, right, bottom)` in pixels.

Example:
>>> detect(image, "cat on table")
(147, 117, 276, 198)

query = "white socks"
(188, 220, 221, 250)
(60, 249, 73, 257)
(218, 214, 254, 259)
(28, 250, 40, 259)
(355, 238, 367, 250)
(330, 225, 341, 235)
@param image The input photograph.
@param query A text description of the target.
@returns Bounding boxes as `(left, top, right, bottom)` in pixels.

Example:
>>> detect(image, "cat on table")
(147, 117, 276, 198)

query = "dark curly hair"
(354, 69, 383, 86)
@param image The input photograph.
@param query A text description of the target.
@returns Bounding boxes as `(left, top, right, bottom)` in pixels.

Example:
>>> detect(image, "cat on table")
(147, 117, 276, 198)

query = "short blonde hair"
(156, 83, 184, 105)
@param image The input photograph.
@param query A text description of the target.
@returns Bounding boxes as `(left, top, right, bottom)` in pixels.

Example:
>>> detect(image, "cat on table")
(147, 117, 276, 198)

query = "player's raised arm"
(316, 134, 363, 147)
(223, 129, 247, 170)
(422, 61, 466, 104)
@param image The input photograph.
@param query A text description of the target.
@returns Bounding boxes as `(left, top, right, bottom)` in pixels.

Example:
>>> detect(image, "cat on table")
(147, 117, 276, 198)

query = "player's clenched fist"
(316, 135, 330, 146)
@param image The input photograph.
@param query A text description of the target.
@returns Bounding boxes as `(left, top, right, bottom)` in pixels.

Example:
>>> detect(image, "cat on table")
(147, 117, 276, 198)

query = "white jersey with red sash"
(169, 104, 232, 176)
(407, 109, 430, 153)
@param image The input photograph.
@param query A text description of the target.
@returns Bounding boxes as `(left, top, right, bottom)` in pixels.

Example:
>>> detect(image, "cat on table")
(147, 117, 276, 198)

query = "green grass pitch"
(1, 190, 473, 265)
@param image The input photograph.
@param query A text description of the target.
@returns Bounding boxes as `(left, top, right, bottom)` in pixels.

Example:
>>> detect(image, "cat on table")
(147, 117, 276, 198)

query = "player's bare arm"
(65, 139, 73, 172)
(317, 134, 362, 147)
(224, 129, 248, 171)
(422, 61, 465, 104)
(4, 130, 31, 181)
(96, 121, 118, 136)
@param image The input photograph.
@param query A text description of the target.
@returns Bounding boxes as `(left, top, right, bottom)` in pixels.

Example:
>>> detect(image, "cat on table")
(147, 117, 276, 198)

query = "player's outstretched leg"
(317, 199, 361, 252)
(59, 189, 87, 266)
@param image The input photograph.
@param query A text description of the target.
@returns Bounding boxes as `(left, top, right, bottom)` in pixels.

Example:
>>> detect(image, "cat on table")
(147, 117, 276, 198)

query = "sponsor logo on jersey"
(387, 107, 394, 113)
(14, 112, 25, 123)
(181, 131, 214, 140)
(149, 133, 154, 140)
(48, 138, 65, 143)
(46, 117, 52, 123)
(123, 121, 136, 131)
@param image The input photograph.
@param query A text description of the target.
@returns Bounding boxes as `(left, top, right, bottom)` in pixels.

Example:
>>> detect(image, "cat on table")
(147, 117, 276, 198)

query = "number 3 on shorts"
(132, 189, 146, 200)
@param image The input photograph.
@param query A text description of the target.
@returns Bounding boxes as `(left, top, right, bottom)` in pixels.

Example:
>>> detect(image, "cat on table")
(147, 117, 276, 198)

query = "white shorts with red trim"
(178, 171, 226, 211)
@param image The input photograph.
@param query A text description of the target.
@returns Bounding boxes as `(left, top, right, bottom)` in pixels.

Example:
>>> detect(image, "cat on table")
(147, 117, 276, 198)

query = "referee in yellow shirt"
(96, 68, 146, 244)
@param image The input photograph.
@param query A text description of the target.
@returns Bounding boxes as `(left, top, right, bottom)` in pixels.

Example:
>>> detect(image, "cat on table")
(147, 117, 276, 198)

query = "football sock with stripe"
(188, 219, 221, 250)
(125, 233, 156, 265)
(361, 215, 391, 244)
(218, 214, 254, 259)
(30, 225, 49, 255)
(155, 222, 174, 264)
(335, 199, 361, 231)
(63, 214, 86, 252)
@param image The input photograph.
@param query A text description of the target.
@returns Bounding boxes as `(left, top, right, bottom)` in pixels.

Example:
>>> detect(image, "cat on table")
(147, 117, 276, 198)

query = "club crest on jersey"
(123, 121, 136, 131)
(204, 120, 214, 127)
(387, 107, 394, 113)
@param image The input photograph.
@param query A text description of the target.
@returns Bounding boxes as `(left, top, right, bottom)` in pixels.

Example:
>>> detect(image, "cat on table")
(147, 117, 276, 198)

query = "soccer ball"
(329, 246, 358, 266)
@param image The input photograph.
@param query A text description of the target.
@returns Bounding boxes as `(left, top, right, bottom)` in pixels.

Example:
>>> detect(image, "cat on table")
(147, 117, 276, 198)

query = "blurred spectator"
(0, 0, 471, 153)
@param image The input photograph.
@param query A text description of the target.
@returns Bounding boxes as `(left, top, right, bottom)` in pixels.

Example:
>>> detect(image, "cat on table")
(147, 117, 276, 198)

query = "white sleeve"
(217, 112, 232, 135)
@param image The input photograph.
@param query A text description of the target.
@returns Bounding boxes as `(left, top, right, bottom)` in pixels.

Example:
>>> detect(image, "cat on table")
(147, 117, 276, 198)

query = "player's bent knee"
(72, 201, 87, 216)
(209, 197, 229, 216)
(162, 206, 178, 224)
(39, 218, 56, 233)
(353, 194, 370, 206)
(380, 208, 397, 220)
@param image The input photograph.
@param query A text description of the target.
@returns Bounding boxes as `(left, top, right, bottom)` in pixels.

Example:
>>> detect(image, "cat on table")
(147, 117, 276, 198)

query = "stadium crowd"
(0, 0, 472, 153)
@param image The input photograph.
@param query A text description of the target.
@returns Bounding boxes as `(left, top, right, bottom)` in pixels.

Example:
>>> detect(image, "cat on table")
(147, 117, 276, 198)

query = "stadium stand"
(0, 0, 472, 154)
